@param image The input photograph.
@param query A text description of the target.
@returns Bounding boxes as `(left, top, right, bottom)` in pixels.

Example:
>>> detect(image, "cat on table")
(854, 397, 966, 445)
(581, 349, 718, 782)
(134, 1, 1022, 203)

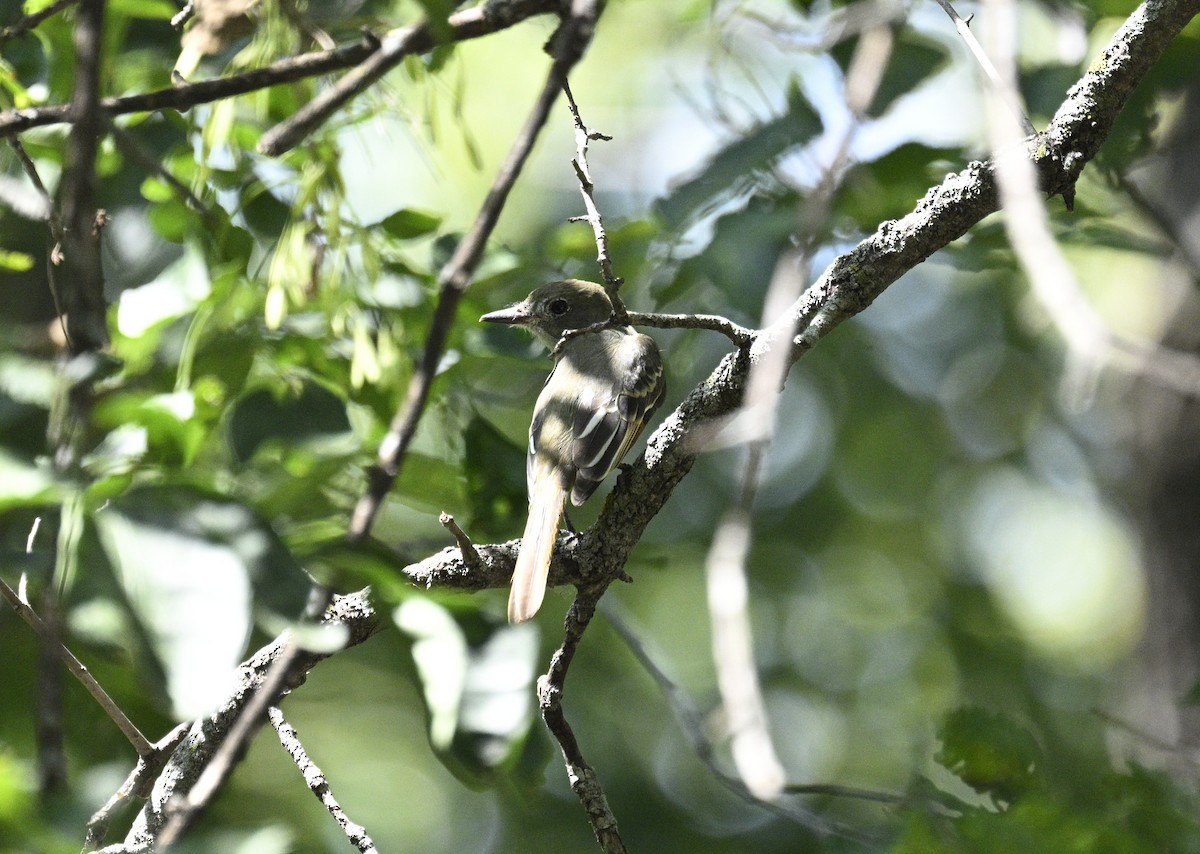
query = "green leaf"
(936, 707, 1042, 803)
(379, 208, 442, 241)
(655, 80, 822, 230)
(226, 381, 352, 463)
(92, 391, 206, 466)
(107, 0, 177, 19)
(94, 486, 314, 717)
(831, 31, 950, 116)
(395, 599, 538, 786)
(838, 143, 962, 227)
(0, 249, 34, 272)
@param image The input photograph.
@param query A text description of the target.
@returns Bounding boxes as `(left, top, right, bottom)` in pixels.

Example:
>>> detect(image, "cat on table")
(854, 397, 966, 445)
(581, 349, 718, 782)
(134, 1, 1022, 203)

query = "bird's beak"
(480, 302, 530, 325)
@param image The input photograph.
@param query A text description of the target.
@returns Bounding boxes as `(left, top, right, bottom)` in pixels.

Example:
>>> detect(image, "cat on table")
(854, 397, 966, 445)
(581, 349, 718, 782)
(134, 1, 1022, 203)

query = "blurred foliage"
(2, 0, 1200, 851)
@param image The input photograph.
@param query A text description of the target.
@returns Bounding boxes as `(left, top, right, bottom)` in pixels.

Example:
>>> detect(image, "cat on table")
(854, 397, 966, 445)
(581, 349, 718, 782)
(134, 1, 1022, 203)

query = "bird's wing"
(569, 331, 665, 506)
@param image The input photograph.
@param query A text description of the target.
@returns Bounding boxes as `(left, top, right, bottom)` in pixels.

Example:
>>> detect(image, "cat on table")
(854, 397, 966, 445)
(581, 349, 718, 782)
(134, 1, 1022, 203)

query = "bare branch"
(0, 574, 153, 756)
(105, 591, 380, 852)
(57, 0, 109, 353)
(439, 512, 482, 566)
(154, 582, 340, 847)
(562, 79, 622, 300)
(269, 707, 378, 853)
(932, 0, 1037, 136)
(83, 724, 190, 851)
(0, 0, 560, 140)
(538, 585, 627, 853)
(983, 0, 1200, 400)
(0, 0, 80, 46)
(626, 310, 756, 347)
(258, 0, 563, 155)
(774, 0, 1199, 370)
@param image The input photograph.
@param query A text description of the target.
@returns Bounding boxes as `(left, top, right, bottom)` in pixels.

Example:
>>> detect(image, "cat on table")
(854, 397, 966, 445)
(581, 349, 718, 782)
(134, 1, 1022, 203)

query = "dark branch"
(0, 0, 562, 140)
(0, 0, 80, 46)
(57, 0, 109, 353)
(259, 0, 563, 155)
(347, 0, 602, 541)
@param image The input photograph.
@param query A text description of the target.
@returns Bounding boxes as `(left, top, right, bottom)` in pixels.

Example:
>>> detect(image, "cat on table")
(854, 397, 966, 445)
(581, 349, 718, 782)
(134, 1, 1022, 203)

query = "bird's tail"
(509, 460, 566, 623)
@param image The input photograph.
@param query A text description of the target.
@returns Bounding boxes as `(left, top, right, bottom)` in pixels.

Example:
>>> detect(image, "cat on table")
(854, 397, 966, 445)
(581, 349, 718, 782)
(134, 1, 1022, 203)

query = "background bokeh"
(2, 0, 1200, 850)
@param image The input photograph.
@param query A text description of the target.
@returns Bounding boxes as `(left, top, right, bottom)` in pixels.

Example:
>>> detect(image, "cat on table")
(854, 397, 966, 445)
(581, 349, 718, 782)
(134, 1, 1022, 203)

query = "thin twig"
(105, 118, 213, 221)
(7, 139, 68, 338)
(626, 311, 756, 347)
(562, 79, 622, 300)
(0, 1, 559, 140)
(269, 707, 378, 853)
(5, 139, 55, 224)
(257, 0, 561, 155)
(83, 723, 190, 851)
(0, 574, 153, 755)
(0, 0, 80, 45)
(1115, 170, 1200, 279)
(932, 0, 1037, 136)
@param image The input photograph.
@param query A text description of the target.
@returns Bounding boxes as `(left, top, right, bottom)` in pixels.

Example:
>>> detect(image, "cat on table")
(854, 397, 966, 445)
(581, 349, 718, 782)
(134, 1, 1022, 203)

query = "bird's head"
(480, 279, 614, 346)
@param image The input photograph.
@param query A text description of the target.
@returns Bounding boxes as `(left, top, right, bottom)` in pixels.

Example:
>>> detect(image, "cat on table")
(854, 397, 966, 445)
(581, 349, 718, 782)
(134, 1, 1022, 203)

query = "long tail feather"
(509, 462, 566, 623)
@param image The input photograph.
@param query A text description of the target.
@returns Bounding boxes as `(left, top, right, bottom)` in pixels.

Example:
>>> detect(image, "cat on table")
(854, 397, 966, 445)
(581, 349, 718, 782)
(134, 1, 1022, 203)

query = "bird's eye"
(548, 298, 570, 316)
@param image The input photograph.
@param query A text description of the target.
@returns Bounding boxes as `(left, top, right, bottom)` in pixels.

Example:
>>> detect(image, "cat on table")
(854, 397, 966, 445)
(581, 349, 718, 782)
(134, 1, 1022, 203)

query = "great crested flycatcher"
(481, 279, 666, 623)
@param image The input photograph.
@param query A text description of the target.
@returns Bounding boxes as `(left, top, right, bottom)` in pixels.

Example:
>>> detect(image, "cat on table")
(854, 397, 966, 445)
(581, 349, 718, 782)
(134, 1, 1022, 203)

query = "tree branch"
(625, 310, 756, 347)
(0, 0, 80, 46)
(268, 706, 378, 853)
(0, 573, 153, 756)
(562, 78, 622, 300)
(258, 0, 564, 155)
(0, 0, 562, 139)
(57, 0, 108, 353)
(100, 591, 380, 853)
(538, 585, 627, 853)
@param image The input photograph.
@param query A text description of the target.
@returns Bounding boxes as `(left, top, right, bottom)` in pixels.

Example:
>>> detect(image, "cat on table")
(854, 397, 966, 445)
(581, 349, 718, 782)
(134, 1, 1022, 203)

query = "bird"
(481, 279, 666, 623)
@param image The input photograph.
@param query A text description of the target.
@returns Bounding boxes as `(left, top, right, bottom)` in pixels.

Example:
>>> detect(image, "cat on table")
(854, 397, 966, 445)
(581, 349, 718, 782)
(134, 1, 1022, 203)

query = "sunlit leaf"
(655, 81, 822, 230)
(379, 208, 443, 241)
(395, 599, 538, 785)
(94, 486, 314, 718)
